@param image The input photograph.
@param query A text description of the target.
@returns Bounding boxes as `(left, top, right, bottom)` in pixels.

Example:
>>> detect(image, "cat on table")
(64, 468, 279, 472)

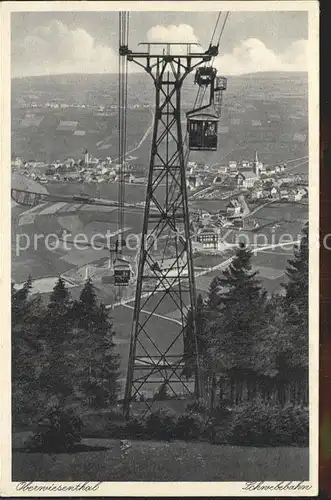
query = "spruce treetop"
(79, 277, 97, 309)
(48, 277, 71, 307)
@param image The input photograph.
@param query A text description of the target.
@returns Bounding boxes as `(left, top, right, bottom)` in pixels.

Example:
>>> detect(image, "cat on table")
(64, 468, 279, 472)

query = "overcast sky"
(11, 11, 308, 77)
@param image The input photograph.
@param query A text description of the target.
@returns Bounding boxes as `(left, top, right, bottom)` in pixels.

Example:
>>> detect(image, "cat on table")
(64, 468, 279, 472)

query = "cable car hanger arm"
(119, 43, 218, 59)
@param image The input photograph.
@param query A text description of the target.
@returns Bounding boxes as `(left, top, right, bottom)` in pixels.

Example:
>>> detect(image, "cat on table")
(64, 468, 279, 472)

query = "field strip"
(38, 202, 69, 215)
(113, 110, 154, 162)
(18, 203, 48, 226)
(286, 159, 309, 171)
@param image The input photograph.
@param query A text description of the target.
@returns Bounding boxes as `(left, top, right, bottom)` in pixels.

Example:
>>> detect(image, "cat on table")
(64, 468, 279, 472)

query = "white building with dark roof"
(236, 170, 258, 189)
(197, 227, 219, 250)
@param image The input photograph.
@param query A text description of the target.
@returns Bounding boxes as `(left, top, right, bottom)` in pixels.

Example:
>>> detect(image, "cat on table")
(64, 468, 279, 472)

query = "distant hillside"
(11, 70, 307, 83)
(12, 70, 308, 108)
(233, 71, 307, 79)
(11, 69, 308, 166)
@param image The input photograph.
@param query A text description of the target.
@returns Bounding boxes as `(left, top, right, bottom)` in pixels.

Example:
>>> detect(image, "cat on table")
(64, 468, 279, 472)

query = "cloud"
(147, 24, 200, 54)
(147, 24, 199, 44)
(146, 24, 307, 73)
(12, 20, 118, 77)
(12, 20, 308, 77)
(214, 38, 308, 75)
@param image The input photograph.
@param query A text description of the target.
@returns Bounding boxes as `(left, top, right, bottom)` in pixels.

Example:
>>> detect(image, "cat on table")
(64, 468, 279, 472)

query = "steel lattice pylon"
(122, 42, 218, 417)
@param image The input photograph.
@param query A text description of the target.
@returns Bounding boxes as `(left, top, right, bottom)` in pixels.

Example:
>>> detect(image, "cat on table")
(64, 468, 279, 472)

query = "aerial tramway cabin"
(187, 106, 219, 151)
(187, 67, 227, 152)
(113, 257, 132, 286)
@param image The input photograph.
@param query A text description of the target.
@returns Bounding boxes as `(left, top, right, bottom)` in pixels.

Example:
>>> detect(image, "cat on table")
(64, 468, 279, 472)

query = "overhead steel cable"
(166, 12, 229, 212)
(210, 11, 222, 47)
(160, 12, 229, 265)
(196, 11, 229, 109)
(118, 12, 130, 254)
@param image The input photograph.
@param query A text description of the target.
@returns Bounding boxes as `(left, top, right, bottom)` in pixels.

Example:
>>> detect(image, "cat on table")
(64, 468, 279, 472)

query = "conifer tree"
(73, 278, 120, 408)
(281, 223, 309, 369)
(12, 278, 47, 422)
(207, 275, 222, 311)
(46, 276, 73, 343)
(12, 276, 32, 321)
(183, 293, 209, 378)
(215, 244, 268, 373)
(41, 277, 75, 403)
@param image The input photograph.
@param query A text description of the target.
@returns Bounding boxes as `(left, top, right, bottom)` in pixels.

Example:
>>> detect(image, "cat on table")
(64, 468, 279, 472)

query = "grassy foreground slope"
(13, 437, 308, 482)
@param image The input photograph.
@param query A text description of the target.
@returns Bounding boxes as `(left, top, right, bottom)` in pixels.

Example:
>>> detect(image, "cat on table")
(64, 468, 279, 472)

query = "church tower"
(84, 149, 89, 167)
(253, 151, 261, 178)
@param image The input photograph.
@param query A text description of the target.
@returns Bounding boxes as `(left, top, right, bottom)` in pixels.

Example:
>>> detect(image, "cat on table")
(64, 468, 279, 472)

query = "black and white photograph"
(1, 1, 319, 495)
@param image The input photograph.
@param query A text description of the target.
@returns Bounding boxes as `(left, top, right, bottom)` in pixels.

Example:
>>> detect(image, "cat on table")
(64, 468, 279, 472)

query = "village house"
(217, 216, 233, 228)
(89, 157, 100, 166)
(132, 177, 146, 184)
(278, 177, 294, 185)
(298, 187, 309, 198)
(200, 210, 211, 222)
(228, 160, 238, 173)
(226, 199, 242, 216)
(259, 163, 267, 175)
(99, 166, 110, 176)
(264, 165, 276, 176)
(279, 189, 289, 200)
(241, 160, 250, 169)
(187, 161, 198, 170)
(197, 227, 219, 250)
(13, 157, 24, 168)
(187, 174, 204, 190)
(270, 186, 280, 199)
(121, 173, 135, 183)
(218, 165, 229, 174)
(288, 189, 303, 202)
(235, 172, 245, 188)
(107, 169, 117, 180)
(251, 187, 264, 200)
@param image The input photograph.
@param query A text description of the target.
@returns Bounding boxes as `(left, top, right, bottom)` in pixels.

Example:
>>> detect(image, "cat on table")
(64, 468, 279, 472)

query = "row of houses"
(251, 185, 308, 201)
(209, 153, 291, 191)
(12, 153, 148, 186)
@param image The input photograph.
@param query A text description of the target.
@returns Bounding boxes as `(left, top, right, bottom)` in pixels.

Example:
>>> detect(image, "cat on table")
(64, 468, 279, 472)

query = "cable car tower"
(120, 37, 226, 416)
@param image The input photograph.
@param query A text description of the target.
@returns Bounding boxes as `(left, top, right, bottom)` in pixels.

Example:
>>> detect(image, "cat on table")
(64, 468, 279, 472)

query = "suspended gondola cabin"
(194, 67, 217, 87)
(113, 257, 132, 286)
(187, 105, 219, 151)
